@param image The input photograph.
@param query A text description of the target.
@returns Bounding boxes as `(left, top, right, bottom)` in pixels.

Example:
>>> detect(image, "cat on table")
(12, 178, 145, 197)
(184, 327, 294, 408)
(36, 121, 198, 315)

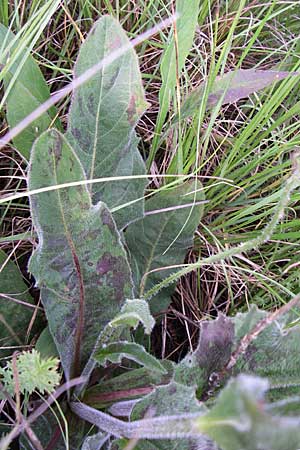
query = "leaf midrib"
(51, 145, 87, 378)
(139, 207, 179, 296)
(89, 21, 108, 190)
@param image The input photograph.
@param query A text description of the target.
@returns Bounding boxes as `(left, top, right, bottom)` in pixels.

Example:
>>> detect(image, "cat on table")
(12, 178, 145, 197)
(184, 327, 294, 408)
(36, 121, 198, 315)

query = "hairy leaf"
(176, 304, 300, 402)
(83, 361, 174, 408)
(28, 129, 133, 380)
(94, 341, 166, 374)
(110, 439, 160, 450)
(108, 399, 141, 418)
(196, 375, 300, 450)
(130, 381, 212, 450)
(81, 431, 109, 450)
(0, 24, 60, 159)
(174, 314, 234, 395)
(125, 181, 205, 314)
(110, 439, 218, 450)
(71, 396, 205, 440)
(82, 299, 155, 379)
(73, 374, 300, 449)
(232, 305, 300, 400)
(109, 298, 155, 334)
(67, 15, 148, 229)
(233, 304, 266, 341)
(181, 69, 299, 119)
(0, 249, 36, 357)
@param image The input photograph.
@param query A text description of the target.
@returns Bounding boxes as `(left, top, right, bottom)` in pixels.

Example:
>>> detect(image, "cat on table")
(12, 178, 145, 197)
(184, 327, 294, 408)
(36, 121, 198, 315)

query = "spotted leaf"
(28, 129, 133, 380)
(67, 15, 148, 229)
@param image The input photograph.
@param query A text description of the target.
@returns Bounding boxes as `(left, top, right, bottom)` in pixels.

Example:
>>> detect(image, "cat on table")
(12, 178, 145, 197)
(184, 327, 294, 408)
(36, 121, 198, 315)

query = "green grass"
(1, 0, 300, 357)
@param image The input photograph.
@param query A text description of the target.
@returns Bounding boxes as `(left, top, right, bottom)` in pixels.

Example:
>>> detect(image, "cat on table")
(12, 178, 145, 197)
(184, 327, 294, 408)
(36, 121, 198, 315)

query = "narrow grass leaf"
(0, 1, 8, 26)
(149, 0, 201, 165)
(144, 153, 300, 301)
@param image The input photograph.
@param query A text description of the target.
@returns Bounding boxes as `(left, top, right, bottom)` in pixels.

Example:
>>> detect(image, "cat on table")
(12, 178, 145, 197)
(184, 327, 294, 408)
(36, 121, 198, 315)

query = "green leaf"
(111, 437, 214, 450)
(130, 381, 211, 450)
(83, 361, 174, 408)
(0, 249, 36, 357)
(233, 304, 266, 342)
(73, 375, 300, 450)
(74, 303, 300, 449)
(0, 24, 60, 159)
(125, 181, 205, 314)
(232, 305, 300, 400)
(67, 15, 148, 229)
(176, 303, 300, 402)
(196, 375, 300, 450)
(132, 381, 205, 418)
(0, 2, 8, 26)
(110, 439, 160, 450)
(150, 0, 201, 163)
(81, 431, 109, 450)
(109, 299, 155, 334)
(111, 440, 217, 450)
(181, 69, 299, 120)
(111, 439, 214, 450)
(160, 0, 201, 106)
(28, 129, 133, 380)
(94, 341, 167, 374)
(71, 381, 208, 443)
(174, 314, 234, 395)
(35, 326, 59, 359)
(86, 299, 155, 369)
(19, 406, 87, 450)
